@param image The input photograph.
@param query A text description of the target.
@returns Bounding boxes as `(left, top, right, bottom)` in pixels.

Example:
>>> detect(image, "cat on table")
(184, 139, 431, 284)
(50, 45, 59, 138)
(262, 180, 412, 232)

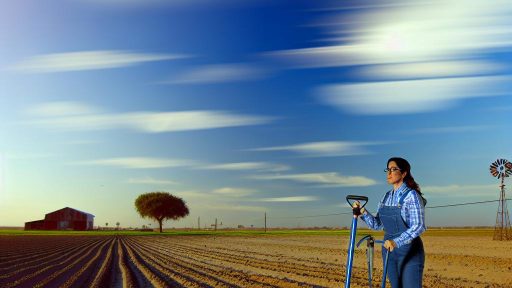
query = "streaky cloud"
(320, 75, 512, 115)
(201, 162, 290, 172)
(250, 141, 379, 157)
(27, 101, 101, 117)
(128, 177, 179, 185)
(165, 63, 269, 84)
(270, 1, 512, 68)
(27, 102, 275, 133)
(249, 172, 377, 187)
(78, 157, 196, 169)
(359, 60, 504, 80)
(9, 50, 187, 73)
(275, 1, 512, 116)
(211, 187, 254, 197)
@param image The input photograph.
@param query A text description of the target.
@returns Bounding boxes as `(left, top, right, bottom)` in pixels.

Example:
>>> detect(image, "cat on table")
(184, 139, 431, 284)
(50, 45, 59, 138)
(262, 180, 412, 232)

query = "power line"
(264, 198, 511, 220)
(426, 198, 511, 209)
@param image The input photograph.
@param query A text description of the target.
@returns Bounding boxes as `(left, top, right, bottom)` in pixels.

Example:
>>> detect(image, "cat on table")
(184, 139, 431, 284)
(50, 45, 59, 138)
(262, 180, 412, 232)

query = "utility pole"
(215, 218, 218, 231)
(264, 212, 267, 233)
(198, 217, 200, 230)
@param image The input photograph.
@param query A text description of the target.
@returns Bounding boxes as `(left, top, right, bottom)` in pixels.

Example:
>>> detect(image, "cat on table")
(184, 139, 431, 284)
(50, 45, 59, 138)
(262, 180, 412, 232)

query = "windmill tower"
(490, 159, 512, 240)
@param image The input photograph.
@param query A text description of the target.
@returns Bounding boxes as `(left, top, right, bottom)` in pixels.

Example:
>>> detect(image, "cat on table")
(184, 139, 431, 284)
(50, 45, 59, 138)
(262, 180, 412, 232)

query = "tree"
(135, 192, 189, 233)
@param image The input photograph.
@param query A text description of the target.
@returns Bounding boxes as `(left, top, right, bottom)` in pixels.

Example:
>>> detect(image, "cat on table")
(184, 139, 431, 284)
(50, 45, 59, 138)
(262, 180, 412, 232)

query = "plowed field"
(0, 232, 511, 287)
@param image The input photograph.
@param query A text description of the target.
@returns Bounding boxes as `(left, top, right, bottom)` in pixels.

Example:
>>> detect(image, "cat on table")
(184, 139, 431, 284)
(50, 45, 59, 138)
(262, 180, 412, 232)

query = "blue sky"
(0, 0, 511, 229)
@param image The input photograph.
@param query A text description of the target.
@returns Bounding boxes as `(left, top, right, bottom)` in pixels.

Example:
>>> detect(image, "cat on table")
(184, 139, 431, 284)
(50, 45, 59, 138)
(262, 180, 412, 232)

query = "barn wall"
(25, 208, 94, 231)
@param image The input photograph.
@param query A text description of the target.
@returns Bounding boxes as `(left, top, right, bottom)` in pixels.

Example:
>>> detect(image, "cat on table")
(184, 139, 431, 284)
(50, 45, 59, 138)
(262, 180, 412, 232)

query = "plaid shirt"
(361, 182, 426, 248)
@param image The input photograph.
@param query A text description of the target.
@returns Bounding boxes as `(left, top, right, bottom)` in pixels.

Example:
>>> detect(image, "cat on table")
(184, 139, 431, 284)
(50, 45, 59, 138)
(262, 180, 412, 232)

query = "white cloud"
(423, 184, 498, 197)
(128, 177, 178, 185)
(9, 50, 186, 73)
(259, 196, 318, 202)
(78, 157, 196, 169)
(201, 162, 290, 172)
(250, 141, 378, 157)
(27, 101, 100, 117)
(359, 60, 504, 80)
(125, 111, 274, 133)
(249, 172, 377, 187)
(272, 1, 512, 68)
(28, 102, 275, 133)
(320, 75, 511, 115)
(212, 187, 255, 197)
(271, 1, 512, 115)
(166, 63, 268, 84)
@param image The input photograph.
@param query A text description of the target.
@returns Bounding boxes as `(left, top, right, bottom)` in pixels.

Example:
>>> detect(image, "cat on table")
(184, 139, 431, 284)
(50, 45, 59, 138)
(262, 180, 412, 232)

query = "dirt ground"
(182, 230, 512, 287)
(1, 230, 511, 287)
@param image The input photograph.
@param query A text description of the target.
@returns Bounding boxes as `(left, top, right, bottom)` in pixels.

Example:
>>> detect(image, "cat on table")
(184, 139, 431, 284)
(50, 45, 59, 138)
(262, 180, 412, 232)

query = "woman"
(354, 157, 426, 288)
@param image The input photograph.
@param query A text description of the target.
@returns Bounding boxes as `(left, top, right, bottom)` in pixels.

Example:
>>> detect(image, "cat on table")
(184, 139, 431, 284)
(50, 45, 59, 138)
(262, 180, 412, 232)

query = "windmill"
(489, 159, 512, 240)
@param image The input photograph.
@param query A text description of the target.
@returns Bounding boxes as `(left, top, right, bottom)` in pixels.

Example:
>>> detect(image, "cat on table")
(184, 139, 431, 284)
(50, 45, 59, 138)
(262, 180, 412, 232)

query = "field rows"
(0, 234, 511, 287)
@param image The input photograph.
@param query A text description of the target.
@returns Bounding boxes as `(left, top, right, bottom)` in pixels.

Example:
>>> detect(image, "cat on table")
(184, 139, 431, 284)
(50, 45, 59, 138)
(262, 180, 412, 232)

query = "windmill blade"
(490, 159, 510, 179)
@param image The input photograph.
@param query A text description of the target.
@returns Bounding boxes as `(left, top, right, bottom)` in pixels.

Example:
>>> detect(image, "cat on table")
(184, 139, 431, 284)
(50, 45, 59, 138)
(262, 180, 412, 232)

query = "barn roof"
(47, 207, 95, 218)
(25, 219, 45, 224)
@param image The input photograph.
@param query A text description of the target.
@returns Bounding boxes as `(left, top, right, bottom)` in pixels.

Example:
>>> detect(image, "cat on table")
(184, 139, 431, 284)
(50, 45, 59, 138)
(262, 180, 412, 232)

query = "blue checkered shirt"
(361, 182, 426, 248)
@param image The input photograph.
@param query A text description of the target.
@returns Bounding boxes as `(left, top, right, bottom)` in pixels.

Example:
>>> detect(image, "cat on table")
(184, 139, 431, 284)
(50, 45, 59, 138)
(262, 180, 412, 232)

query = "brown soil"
(0, 232, 510, 287)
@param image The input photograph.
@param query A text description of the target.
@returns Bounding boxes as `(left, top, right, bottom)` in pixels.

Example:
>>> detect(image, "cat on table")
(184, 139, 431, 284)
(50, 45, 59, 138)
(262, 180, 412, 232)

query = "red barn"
(25, 207, 94, 231)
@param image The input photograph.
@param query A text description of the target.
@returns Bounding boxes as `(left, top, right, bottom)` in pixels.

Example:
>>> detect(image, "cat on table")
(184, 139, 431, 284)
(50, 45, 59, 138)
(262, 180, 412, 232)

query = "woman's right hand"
(352, 201, 366, 216)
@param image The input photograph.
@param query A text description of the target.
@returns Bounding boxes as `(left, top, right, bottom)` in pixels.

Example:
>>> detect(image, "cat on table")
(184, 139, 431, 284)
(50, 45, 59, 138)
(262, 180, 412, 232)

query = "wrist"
(392, 238, 401, 248)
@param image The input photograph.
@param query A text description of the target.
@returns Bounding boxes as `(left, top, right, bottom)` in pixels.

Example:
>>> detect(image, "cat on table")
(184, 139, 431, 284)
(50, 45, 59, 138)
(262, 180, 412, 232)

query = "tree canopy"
(135, 192, 189, 233)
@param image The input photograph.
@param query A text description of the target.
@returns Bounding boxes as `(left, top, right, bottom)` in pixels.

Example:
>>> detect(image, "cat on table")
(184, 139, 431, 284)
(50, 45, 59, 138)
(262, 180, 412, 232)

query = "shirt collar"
(393, 182, 409, 197)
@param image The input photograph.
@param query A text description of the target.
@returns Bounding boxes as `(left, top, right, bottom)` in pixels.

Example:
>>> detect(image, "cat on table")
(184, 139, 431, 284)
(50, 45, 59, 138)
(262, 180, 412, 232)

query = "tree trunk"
(158, 219, 163, 233)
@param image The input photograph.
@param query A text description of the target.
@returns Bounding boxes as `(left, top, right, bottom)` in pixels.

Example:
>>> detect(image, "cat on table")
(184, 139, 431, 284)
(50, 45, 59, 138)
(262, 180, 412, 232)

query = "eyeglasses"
(384, 167, 401, 173)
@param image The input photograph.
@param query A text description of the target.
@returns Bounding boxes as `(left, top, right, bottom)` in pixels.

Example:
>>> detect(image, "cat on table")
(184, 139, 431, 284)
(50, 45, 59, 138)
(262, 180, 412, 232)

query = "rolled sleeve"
(361, 210, 384, 230)
(393, 191, 426, 248)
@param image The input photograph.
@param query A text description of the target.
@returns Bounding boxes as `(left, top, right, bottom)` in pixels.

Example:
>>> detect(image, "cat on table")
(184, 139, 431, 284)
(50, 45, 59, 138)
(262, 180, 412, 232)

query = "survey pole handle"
(346, 195, 368, 216)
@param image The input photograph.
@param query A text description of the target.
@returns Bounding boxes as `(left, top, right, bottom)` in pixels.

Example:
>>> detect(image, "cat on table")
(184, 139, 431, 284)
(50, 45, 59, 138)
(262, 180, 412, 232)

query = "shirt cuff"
(360, 211, 370, 221)
(393, 233, 412, 248)
(392, 237, 404, 248)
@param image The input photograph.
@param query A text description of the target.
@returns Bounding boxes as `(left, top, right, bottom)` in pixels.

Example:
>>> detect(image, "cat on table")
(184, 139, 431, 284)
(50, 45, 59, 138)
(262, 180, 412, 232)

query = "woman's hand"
(352, 201, 366, 216)
(384, 240, 397, 252)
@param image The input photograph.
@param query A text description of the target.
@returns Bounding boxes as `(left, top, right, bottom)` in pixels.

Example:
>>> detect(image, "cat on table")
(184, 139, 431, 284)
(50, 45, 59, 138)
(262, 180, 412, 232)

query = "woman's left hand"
(384, 240, 397, 252)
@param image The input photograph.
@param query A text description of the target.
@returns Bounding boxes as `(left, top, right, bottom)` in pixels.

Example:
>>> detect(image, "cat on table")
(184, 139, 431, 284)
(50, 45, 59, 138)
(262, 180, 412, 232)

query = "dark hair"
(387, 157, 427, 205)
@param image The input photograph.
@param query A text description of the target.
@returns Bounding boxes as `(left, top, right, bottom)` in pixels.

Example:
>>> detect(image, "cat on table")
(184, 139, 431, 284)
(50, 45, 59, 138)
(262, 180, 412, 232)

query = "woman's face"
(386, 161, 406, 185)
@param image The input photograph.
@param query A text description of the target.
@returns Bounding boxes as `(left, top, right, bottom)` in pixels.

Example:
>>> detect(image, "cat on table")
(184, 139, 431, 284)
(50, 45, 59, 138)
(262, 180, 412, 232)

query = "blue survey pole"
(345, 214, 358, 288)
(344, 195, 368, 288)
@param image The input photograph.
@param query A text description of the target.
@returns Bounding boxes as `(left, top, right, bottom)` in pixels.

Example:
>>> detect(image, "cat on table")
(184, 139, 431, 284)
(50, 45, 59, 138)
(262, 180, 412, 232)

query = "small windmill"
(489, 159, 512, 240)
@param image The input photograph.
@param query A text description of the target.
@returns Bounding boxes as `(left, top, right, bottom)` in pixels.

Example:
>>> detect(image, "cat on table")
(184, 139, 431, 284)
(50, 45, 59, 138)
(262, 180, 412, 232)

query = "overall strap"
(398, 187, 412, 207)
(382, 190, 393, 205)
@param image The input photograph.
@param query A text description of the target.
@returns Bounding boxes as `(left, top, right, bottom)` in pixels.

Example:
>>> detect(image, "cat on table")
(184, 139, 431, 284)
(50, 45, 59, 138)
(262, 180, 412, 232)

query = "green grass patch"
(1, 228, 492, 238)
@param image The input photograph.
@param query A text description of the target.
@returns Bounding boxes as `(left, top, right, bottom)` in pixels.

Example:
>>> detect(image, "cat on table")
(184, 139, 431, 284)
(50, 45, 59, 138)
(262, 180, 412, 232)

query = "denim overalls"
(380, 190, 425, 288)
